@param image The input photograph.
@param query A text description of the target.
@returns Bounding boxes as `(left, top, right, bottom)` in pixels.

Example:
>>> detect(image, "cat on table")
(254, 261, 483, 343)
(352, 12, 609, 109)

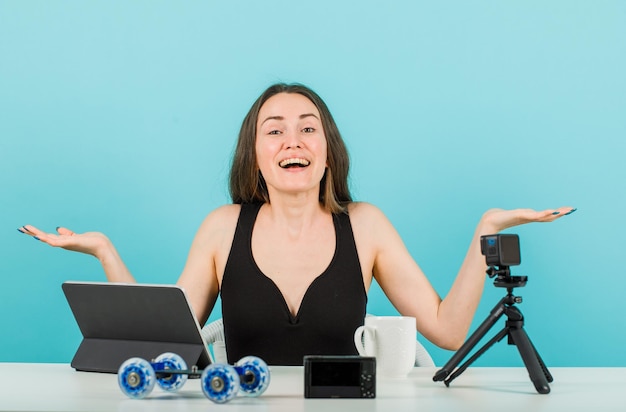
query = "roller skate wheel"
(118, 357, 156, 399)
(200, 364, 240, 403)
(154, 352, 188, 392)
(235, 356, 271, 396)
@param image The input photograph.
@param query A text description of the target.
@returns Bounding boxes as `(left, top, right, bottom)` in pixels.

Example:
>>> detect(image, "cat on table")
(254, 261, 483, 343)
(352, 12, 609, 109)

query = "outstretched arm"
(433, 207, 576, 349)
(17, 225, 135, 283)
(18, 204, 239, 325)
(352, 204, 576, 350)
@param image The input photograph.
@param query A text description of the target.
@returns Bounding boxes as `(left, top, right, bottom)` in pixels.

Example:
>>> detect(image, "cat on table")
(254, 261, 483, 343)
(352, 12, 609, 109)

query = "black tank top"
(220, 202, 367, 365)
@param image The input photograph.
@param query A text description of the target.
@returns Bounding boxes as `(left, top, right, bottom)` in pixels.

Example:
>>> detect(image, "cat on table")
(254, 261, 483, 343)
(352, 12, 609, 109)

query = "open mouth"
(279, 158, 311, 169)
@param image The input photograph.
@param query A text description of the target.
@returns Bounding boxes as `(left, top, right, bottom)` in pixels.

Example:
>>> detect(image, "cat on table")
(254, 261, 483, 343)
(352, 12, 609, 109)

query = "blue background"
(1, 1, 624, 367)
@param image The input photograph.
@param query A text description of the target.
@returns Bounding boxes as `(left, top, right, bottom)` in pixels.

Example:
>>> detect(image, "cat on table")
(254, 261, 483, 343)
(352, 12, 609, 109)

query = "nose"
(283, 128, 302, 149)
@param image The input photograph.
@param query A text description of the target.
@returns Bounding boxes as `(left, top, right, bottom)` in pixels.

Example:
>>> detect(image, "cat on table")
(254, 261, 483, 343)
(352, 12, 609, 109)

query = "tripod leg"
(444, 327, 509, 387)
(433, 297, 507, 382)
(529, 339, 553, 383)
(508, 326, 551, 394)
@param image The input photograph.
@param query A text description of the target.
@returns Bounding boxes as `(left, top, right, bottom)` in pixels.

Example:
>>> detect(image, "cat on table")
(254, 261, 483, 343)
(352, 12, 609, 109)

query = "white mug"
(354, 316, 416, 377)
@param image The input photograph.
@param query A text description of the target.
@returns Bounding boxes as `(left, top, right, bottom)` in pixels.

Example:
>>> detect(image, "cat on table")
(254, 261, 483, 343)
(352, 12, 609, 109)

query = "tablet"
(62, 281, 212, 373)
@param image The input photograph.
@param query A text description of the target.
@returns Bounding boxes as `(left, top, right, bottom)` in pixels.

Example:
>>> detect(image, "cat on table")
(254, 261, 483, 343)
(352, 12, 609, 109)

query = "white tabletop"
(0, 363, 624, 411)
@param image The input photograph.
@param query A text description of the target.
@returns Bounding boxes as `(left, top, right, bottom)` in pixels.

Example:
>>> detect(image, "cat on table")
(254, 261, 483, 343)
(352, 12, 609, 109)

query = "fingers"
(529, 207, 577, 223)
(561, 207, 577, 216)
(56, 226, 75, 236)
(17, 224, 75, 247)
(18, 224, 43, 240)
(548, 207, 577, 219)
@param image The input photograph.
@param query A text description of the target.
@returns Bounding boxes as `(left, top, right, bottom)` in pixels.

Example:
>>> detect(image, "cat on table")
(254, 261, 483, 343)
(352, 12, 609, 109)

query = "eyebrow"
(260, 113, 320, 125)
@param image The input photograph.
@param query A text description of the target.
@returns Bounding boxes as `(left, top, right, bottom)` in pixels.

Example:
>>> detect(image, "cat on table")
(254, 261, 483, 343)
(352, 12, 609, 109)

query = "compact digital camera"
(480, 234, 521, 267)
(304, 355, 376, 398)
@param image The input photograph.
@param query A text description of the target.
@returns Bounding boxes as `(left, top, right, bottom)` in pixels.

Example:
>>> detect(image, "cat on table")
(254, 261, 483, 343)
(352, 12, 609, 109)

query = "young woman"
(19, 83, 575, 365)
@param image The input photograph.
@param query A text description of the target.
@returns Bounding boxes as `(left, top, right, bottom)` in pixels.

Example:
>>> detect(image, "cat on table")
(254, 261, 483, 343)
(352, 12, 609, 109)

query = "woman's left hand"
(482, 206, 577, 233)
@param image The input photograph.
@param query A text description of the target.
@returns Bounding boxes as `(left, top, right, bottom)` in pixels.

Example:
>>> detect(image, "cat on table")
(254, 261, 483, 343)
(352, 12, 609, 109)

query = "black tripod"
(432, 266, 553, 394)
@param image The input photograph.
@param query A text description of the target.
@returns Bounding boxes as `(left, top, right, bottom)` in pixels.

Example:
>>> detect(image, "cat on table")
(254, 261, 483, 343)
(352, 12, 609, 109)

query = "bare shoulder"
(347, 201, 390, 226)
(205, 203, 241, 223)
(347, 202, 397, 243)
(348, 202, 398, 246)
(196, 204, 241, 238)
(346, 202, 402, 278)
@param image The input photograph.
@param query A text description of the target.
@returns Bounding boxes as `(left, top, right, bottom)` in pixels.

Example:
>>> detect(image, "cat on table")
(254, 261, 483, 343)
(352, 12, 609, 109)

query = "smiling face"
(255, 92, 328, 200)
(229, 83, 351, 212)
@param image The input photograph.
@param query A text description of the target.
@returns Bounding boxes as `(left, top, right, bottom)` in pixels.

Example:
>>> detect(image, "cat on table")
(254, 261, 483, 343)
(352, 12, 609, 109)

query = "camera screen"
(500, 235, 521, 265)
(310, 361, 360, 386)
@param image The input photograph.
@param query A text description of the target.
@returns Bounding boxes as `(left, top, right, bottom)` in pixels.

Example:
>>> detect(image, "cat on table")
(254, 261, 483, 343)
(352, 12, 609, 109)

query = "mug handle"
(353, 325, 375, 356)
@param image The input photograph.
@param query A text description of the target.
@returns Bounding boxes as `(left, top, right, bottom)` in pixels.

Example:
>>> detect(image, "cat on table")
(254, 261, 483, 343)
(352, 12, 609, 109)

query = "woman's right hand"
(18, 225, 110, 258)
(18, 224, 136, 283)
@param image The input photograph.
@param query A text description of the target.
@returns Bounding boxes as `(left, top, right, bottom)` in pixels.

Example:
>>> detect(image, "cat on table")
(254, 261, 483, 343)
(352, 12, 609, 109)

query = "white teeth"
(279, 158, 311, 168)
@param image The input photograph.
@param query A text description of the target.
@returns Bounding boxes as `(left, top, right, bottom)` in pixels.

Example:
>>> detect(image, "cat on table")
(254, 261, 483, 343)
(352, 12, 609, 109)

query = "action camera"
(480, 234, 521, 267)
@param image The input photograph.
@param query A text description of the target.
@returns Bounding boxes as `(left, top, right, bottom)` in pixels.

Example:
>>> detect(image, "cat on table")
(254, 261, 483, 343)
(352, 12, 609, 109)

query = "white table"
(0, 363, 624, 411)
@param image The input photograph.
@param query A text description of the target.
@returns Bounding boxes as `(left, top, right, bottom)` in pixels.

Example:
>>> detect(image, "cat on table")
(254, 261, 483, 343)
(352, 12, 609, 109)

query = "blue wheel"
(118, 357, 156, 399)
(200, 364, 240, 403)
(235, 356, 271, 397)
(154, 352, 188, 392)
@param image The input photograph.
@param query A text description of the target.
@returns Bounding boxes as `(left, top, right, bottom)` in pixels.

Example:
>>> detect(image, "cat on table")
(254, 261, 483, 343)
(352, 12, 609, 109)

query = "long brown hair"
(229, 83, 352, 213)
